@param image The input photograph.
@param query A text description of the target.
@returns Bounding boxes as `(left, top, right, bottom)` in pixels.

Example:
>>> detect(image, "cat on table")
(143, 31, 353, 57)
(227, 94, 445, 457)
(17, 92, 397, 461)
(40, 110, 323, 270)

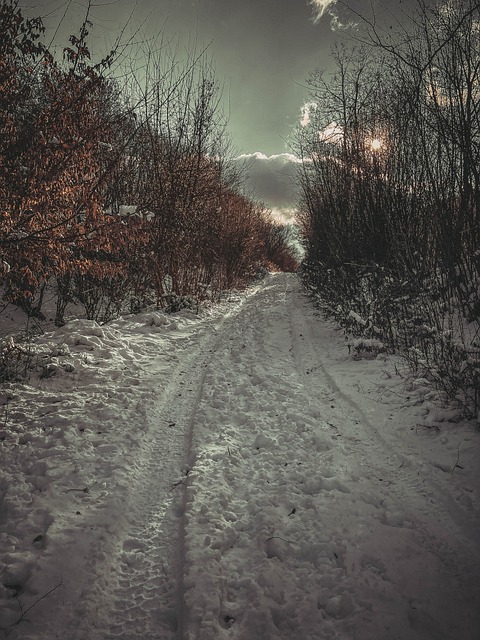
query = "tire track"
(69, 291, 257, 640)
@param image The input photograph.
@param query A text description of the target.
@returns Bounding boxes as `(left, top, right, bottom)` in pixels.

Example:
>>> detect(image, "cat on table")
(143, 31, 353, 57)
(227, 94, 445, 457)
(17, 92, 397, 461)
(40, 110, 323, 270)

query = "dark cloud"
(235, 152, 303, 223)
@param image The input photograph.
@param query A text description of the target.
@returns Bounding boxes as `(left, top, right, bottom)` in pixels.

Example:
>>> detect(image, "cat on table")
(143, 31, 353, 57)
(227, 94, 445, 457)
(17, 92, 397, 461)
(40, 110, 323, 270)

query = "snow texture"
(0, 273, 479, 640)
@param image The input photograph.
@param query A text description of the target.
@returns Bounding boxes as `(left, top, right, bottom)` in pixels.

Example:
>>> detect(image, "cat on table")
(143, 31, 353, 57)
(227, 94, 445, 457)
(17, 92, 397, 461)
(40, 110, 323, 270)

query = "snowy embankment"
(1, 273, 479, 640)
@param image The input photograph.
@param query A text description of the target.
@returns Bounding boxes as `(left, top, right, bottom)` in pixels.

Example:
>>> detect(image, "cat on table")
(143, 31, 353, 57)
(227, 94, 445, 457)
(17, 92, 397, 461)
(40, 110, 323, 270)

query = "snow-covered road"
(1, 273, 479, 640)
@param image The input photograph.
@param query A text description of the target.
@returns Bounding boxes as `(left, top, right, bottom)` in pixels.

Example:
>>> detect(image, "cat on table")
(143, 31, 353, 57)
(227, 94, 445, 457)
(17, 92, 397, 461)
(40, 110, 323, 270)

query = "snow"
(1, 273, 479, 640)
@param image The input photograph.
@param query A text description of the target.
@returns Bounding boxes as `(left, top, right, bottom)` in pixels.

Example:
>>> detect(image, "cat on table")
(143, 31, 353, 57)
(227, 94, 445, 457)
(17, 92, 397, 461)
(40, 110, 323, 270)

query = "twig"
(266, 535, 294, 545)
(66, 481, 97, 494)
(1, 579, 63, 636)
(20, 579, 63, 618)
(451, 443, 462, 475)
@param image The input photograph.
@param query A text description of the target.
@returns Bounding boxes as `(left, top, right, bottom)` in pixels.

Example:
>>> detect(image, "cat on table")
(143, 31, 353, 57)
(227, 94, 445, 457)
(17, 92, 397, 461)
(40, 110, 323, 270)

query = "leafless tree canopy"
(295, 0, 480, 414)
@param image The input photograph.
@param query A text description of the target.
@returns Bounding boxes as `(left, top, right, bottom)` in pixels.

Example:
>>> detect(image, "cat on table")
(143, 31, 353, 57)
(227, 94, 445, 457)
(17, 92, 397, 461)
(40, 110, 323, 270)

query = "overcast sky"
(20, 0, 418, 218)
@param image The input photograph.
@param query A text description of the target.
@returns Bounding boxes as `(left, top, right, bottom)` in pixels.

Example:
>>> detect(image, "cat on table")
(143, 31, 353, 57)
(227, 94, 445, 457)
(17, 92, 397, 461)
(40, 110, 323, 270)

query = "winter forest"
(1, 0, 480, 639)
(1, 0, 480, 413)
(0, 0, 297, 331)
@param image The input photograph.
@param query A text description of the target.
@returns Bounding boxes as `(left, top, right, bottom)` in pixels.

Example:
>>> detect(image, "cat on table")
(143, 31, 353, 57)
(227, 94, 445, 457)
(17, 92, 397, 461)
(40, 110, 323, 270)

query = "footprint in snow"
(302, 477, 350, 495)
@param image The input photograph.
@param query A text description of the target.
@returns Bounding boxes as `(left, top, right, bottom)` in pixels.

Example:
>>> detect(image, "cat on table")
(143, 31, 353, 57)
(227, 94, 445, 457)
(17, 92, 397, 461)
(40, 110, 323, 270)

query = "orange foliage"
(0, 1, 297, 321)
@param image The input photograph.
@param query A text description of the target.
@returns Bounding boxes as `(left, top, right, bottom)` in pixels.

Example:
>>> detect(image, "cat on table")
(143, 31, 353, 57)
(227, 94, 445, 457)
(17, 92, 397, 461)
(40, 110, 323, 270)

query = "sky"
(19, 0, 418, 219)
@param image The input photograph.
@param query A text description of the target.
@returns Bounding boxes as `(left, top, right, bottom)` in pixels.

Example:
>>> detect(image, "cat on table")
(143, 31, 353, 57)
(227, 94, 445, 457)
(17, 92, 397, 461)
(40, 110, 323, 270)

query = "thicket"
(0, 0, 296, 332)
(296, 0, 480, 417)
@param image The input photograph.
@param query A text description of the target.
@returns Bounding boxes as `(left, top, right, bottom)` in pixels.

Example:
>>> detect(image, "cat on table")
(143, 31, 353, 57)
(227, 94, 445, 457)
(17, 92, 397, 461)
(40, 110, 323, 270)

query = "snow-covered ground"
(1, 272, 479, 640)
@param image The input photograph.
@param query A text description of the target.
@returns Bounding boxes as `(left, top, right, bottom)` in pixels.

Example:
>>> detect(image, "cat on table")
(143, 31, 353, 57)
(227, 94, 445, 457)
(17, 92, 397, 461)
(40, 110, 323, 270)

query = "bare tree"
(295, 1, 480, 414)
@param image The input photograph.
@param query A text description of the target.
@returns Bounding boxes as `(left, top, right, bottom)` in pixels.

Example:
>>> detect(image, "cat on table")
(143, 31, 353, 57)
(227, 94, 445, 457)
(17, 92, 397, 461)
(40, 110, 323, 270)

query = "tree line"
(296, 0, 480, 415)
(0, 0, 297, 327)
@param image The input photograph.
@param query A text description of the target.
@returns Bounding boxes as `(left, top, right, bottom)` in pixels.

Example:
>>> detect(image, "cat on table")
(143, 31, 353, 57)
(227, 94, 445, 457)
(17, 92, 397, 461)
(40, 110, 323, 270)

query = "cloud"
(299, 100, 344, 144)
(308, 0, 357, 31)
(309, 0, 337, 24)
(320, 121, 343, 144)
(300, 102, 317, 128)
(329, 13, 356, 31)
(234, 152, 303, 220)
(270, 207, 298, 225)
(298, 94, 345, 143)
(236, 152, 303, 165)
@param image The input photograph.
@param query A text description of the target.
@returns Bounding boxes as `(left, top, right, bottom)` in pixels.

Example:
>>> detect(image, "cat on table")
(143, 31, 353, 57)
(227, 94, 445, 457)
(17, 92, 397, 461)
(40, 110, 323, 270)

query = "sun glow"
(370, 138, 383, 151)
